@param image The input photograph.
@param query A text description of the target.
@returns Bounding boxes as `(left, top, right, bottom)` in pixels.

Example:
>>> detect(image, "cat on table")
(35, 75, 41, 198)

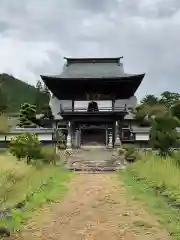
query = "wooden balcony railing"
(61, 106, 128, 113)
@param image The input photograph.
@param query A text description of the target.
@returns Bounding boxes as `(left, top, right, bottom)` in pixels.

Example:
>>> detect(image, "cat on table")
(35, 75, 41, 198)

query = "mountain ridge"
(0, 73, 46, 113)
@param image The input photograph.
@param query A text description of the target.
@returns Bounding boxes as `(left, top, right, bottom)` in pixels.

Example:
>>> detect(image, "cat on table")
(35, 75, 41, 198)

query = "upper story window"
(86, 93, 111, 100)
(122, 123, 129, 128)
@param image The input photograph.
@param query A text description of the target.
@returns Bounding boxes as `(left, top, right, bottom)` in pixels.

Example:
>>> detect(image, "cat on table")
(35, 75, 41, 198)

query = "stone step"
(68, 159, 117, 163)
(68, 153, 116, 161)
(67, 166, 124, 172)
(67, 164, 120, 169)
(64, 148, 125, 172)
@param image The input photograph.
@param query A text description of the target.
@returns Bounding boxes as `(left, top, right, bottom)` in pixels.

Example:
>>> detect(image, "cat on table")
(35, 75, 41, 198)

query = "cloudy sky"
(0, 0, 180, 99)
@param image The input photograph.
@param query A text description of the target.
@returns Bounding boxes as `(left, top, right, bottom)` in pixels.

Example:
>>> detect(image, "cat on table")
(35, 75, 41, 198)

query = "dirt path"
(13, 173, 169, 240)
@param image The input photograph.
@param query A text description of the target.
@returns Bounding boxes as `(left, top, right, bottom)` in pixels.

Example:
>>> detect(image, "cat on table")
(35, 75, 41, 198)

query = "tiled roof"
(131, 127, 151, 133)
(124, 111, 135, 120)
(43, 57, 144, 79)
(58, 62, 132, 79)
(131, 127, 180, 133)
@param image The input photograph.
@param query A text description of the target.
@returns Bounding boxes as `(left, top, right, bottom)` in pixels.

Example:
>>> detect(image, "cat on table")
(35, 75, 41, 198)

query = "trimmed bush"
(9, 133, 41, 164)
(123, 144, 137, 162)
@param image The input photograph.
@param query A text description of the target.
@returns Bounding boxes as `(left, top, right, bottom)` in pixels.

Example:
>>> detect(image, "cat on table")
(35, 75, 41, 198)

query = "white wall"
(38, 134, 53, 141)
(136, 133, 149, 141)
(6, 134, 15, 141)
(5, 133, 53, 141)
(49, 96, 72, 118)
(0, 136, 5, 141)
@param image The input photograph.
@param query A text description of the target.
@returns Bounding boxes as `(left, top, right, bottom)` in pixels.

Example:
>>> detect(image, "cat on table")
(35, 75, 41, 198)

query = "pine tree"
(34, 80, 43, 113)
(41, 104, 54, 120)
(39, 104, 54, 128)
(42, 83, 50, 103)
(150, 114, 180, 156)
(0, 74, 8, 113)
(34, 81, 51, 114)
(19, 103, 37, 128)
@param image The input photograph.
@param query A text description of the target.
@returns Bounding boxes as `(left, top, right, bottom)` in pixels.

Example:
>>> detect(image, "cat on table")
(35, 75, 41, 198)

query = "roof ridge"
(64, 57, 123, 64)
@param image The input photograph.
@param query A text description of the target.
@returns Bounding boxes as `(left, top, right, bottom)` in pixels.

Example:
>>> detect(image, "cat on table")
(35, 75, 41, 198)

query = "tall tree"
(34, 80, 51, 114)
(140, 94, 159, 106)
(41, 104, 54, 120)
(34, 80, 43, 113)
(159, 91, 180, 108)
(36, 80, 43, 92)
(0, 74, 8, 113)
(134, 104, 167, 126)
(150, 114, 180, 156)
(42, 83, 51, 103)
(38, 104, 54, 128)
(171, 101, 180, 120)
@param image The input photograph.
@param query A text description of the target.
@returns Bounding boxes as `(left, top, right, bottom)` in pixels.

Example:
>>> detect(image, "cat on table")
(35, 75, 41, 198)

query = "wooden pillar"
(72, 100, 74, 112)
(106, 124, 108, 148)
(71, 121, 75, 148)
(79, 127, 81, 148)
(113, 121, 116, 148)
(75, 129, 78, 149)
(118, 119, 123, 141)
(112, 94, 115, 111)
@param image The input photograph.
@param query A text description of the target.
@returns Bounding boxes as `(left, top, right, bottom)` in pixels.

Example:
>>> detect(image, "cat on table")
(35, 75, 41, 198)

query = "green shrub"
(40, 146, 59, 165)
(123, 144, 137, 162)
(117, 148, 126, 156)
(150, 114, 180, 156)
(170, 150, 180, 167)
(9, 133, 41, 164)
(127, 153, 180, 204)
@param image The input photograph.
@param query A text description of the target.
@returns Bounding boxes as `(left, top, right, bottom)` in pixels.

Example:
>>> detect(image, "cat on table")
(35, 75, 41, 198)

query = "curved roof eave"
(40, 73, 145, 81)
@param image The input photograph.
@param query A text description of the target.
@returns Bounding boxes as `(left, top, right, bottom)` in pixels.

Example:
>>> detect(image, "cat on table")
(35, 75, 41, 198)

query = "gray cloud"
(0, 0, 180, 99)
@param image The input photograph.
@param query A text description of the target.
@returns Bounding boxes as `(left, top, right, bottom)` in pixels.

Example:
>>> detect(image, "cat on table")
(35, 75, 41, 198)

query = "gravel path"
(12, 173, 169, 240)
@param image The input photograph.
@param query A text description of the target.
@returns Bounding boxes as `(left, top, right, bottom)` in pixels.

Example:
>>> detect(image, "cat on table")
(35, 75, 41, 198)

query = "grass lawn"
(0, 152, 73, 232)
(121, 153, 180, 239)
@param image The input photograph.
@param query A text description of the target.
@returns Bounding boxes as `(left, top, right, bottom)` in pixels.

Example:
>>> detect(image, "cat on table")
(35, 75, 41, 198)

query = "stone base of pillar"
(108, 132, 113, 148)
(115, 134, 121, 147)
(75, 130, 80, 149)
(66, 133, 72, 149)
(114, 121, 121, 147)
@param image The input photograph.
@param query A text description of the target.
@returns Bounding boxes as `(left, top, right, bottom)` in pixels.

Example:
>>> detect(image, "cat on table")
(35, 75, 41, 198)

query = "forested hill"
(0, 73, 49, 113)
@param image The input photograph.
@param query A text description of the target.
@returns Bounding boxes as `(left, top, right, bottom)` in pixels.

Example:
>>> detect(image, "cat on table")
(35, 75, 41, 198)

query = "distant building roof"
(8, 128, 54, 134)
(131, 127, 180, 133)
(124, 111, 135, 120)
(131, 127, 151, 133)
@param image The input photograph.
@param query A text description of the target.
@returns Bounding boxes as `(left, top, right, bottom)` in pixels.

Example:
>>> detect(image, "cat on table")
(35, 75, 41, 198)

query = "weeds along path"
(13, 173, 169, 240)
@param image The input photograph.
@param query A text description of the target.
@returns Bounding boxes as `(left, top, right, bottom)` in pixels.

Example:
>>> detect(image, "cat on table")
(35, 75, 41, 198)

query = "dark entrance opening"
(87, 101, 99, 112)
(81, 128, 106, 146)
